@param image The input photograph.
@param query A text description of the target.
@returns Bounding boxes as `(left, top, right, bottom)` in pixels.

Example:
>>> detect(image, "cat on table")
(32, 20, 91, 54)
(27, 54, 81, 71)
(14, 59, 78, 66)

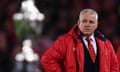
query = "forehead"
(80, 12, 97, 20)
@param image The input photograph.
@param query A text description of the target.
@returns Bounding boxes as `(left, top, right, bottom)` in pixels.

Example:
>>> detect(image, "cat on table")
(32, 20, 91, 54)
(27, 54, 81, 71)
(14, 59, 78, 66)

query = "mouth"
(84, 28, 91, 31)
(83, 28, 92, 33)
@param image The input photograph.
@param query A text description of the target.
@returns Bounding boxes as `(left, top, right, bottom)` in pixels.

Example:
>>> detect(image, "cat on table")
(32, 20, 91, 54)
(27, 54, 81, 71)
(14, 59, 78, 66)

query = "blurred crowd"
(0, 0, 120, 72)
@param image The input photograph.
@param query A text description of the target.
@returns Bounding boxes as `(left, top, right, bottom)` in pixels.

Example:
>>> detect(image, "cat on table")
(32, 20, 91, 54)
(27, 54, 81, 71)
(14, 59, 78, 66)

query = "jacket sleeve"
(106, 40, 119, 72)
(116, 46, 120, 70)
(41, 36, 67, 72)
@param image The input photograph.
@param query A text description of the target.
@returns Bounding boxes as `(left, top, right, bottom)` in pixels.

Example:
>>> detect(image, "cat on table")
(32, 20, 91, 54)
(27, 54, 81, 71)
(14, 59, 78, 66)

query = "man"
(41, 9, 119, 72)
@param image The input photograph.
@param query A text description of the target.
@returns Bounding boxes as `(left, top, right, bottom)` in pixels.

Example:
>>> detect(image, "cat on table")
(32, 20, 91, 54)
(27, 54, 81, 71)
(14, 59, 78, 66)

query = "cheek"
(92, 24, 98, 29)
(95, 25, 98, 29)
(79, 25, 84, 31)
(79, 24, 84, 28)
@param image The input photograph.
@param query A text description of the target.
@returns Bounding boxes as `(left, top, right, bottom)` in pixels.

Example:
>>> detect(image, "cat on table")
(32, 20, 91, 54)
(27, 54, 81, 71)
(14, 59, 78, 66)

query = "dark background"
(0, 0, 120, 72)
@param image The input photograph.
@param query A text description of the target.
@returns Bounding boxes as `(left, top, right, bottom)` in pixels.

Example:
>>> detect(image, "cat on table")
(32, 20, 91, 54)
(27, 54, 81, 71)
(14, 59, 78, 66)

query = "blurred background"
(0, 0, 120, 72)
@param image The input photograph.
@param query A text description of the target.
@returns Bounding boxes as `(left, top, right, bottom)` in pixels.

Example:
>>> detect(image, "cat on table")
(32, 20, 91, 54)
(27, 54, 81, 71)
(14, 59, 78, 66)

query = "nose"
(85, 21, 90, 25)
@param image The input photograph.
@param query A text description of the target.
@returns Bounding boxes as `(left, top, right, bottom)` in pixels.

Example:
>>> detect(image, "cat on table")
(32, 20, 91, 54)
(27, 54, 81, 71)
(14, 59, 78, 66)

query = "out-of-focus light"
(22, 39, 39, 62)
(22, 0, 34, 12)
(25, 52, 35, 62)
(33, 53, 39, 61)
(37, 13, 45, 21)
(25, 12, 45, 21)
(23, 39, 32, 47)
(28, 13, 37, 21)
(21, 0, 45, 21)
(13, 13, 23, 20)
(22, 46, 33, 54)
(15, 53, 24, 62)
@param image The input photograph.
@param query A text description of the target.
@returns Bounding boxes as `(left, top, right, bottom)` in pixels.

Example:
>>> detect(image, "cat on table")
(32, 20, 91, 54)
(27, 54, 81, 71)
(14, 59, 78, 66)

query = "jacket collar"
(68, 24, 106, 41)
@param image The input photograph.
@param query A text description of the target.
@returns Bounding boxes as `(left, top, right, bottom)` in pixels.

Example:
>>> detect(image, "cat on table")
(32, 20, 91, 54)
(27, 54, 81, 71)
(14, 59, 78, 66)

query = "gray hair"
(79, 9, 98, 20)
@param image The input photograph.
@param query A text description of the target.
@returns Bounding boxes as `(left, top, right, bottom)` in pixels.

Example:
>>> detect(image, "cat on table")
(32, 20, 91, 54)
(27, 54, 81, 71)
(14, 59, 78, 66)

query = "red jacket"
(41, 25, 119, 72)
(116, 45, 120, 70)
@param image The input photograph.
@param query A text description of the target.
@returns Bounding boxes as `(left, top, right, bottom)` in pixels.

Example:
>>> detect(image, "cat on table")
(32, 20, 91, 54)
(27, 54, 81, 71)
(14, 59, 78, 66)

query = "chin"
(83, 32, 92, 36)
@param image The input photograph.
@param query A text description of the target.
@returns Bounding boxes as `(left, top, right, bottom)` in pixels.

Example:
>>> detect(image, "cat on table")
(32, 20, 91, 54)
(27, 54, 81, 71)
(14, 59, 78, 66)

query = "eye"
(89, 20, 95, 24)
(82, 19, 87, 23)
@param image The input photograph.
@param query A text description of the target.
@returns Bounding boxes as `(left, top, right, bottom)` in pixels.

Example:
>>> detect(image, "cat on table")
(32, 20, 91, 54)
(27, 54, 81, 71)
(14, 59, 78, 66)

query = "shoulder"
(105, 39, 112, 45)
(53, 34, 75, 47)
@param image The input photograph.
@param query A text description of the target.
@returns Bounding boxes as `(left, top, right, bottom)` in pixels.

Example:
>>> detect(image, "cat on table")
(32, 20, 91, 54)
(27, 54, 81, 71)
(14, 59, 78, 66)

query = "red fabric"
(86, 37, 96, 63)
(41, 25, 119, 72)
(116, 45, 120, 70)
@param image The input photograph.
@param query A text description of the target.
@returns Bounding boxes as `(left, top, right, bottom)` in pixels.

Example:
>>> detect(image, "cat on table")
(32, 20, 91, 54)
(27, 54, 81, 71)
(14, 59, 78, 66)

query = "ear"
(77, 20, 80, 25)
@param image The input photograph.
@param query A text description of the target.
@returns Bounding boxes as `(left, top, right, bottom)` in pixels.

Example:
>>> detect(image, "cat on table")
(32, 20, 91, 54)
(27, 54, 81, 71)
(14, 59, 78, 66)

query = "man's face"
(78, 12, 98, 36)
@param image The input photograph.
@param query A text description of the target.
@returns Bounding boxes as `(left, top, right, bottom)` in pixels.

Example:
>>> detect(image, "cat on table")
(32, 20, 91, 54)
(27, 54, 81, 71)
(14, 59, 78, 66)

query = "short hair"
(79, 9, 98, 20)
